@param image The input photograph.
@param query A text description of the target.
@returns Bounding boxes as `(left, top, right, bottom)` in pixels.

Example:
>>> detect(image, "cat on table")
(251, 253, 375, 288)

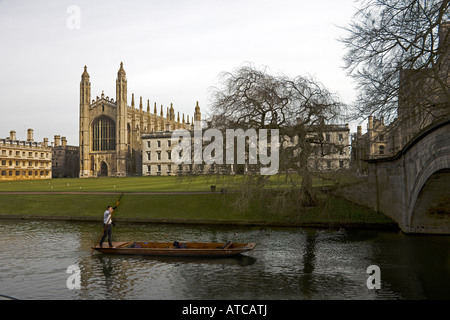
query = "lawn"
(0, 175, 396, 228)
(0, 173, 345, 193)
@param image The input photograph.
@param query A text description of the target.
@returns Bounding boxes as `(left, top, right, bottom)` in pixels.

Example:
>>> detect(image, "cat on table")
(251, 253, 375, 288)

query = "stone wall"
(340, 118, 450, 234)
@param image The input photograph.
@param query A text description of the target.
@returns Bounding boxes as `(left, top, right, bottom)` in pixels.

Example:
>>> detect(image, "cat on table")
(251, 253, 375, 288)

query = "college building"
(0, 129, 52, 181)
(79, 62, 200, 177)
(141, 123, 350, 176)
(52, 135, 80, 178)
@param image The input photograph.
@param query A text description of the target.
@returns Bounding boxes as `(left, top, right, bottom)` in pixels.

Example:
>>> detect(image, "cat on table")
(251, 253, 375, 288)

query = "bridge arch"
(408, 162, 450, 233)
(403, 118, 450, 233)
(349, 117, 450, 234)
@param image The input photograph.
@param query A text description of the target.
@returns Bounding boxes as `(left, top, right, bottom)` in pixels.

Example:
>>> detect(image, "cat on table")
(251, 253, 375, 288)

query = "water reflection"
(0, 219, 448, 300)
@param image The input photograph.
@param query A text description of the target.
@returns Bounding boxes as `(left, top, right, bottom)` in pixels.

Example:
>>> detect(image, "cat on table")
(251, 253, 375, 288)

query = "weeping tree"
(341, 0, 450, 126)
(207, 65, 344, 209)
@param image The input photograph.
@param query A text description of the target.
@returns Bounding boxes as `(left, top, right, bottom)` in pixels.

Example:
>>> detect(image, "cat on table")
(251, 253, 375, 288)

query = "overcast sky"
(0, 0, 360, 145)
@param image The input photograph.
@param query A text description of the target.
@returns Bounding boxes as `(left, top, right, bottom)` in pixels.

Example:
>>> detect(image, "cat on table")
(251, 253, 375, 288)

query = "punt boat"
(92, 241, 256, 257)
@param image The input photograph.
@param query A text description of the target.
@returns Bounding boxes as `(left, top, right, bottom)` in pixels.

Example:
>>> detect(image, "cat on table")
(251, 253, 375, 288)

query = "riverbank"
(0, 191, 398, 229)
(0, 175, 397, 229)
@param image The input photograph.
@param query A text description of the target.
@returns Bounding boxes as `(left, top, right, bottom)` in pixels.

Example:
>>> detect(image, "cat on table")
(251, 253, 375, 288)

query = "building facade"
(79, 62, 200, 177)
(52, 135, 80, 178)
(142, 124, 350, 176)
(307, 124, 350, 172)
(0, 129, 52, 181)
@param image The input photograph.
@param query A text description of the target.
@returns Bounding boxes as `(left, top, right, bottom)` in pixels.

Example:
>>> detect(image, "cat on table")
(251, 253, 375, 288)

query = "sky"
(0, 0, 361, 145)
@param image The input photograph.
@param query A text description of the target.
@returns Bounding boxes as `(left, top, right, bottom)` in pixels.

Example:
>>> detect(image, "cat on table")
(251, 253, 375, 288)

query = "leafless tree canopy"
(207, 65, 345, 207)
(209, 65, 343, 130)
(341, 0, 450, 123)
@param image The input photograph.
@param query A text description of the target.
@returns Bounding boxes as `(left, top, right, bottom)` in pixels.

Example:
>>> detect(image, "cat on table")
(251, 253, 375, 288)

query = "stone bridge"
(341, 117, 450, 234)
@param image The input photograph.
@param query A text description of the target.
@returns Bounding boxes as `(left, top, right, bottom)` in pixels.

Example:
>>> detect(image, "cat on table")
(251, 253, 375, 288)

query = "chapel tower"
(116, 62, 128, 177)
(79, 62, 200, 177)
(79, 66, 91, 177)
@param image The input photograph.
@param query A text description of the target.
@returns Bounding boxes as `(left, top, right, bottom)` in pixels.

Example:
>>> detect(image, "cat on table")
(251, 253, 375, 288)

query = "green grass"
(0, 174, 340, 193)
(0, 191, 396, 228)
(0, 176, 213, 193)
(0, 175, 396, 228)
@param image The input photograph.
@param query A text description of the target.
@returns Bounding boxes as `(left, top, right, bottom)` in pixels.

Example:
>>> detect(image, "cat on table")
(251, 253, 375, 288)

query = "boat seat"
(221, 241, 232, 249)
(121, 242, 136, 248)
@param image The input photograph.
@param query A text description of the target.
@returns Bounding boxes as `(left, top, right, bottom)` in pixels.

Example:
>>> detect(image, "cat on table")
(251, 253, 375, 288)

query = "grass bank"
(0, 174, 346, 193)
(0, 176, 397, 228)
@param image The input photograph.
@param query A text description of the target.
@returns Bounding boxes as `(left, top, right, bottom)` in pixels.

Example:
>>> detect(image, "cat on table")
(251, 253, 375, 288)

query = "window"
(167, 151, 171, 160)
(157, 140, 161, 148)
(92, 116, 116, 151)
(147, 141, 151, 148)
(168, 140, 171, 147)
(338, 134, 343, 142)
(157, 164, 161, 172)
(379, 145, 385, 155)
(339, 160, 344, 168)
(147, 152, 151, 161)
(147, 165, 151, 173)
(326, 134, 331, 142)
(157, 151, 161, 160)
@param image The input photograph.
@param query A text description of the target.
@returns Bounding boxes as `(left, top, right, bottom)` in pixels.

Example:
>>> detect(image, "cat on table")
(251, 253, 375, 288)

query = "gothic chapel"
(79, 62, 200, 177)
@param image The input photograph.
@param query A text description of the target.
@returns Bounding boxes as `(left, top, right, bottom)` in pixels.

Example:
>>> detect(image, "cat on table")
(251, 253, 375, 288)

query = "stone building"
(52, 135, 79, 178)
(0, 129, 52, 181)
(79, 62, 200, 177)
(351, 22, 450, 173)
(142, 123, 350, 176)
(142, 131, 179, 176)
(307, 124, 350, 172)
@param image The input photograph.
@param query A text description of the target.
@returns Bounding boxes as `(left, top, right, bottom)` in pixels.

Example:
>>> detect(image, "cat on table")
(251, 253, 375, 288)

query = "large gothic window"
(92, 116, 116, 151)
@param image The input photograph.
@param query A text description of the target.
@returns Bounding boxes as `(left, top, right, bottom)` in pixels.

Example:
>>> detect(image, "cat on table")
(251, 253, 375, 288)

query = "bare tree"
(207, 65, 345, 208)
(341, 0, 450, 126)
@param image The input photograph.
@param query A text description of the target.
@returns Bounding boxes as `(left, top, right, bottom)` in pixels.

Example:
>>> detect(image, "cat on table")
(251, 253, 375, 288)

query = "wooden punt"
(92, 241, 256, 257)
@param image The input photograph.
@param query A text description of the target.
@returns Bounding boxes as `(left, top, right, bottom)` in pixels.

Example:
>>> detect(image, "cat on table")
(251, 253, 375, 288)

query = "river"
(0, 219, 448, 300)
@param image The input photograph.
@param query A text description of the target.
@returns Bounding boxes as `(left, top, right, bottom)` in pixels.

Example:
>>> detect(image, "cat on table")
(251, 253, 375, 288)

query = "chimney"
(27, 128, 34, 142)
(43, 138, 48, 148)
(54, 135, 61, 147)
(62, 137, 67, 147)
(10, 130, 16, 140)
(368, 116, 374, 131)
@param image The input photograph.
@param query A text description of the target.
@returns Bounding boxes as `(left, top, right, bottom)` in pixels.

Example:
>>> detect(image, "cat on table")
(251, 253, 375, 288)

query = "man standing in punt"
(99, 205, 114, 247)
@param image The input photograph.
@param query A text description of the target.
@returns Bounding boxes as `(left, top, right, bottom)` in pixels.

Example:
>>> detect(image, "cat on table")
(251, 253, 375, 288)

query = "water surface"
(0, 219, 448, 300)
